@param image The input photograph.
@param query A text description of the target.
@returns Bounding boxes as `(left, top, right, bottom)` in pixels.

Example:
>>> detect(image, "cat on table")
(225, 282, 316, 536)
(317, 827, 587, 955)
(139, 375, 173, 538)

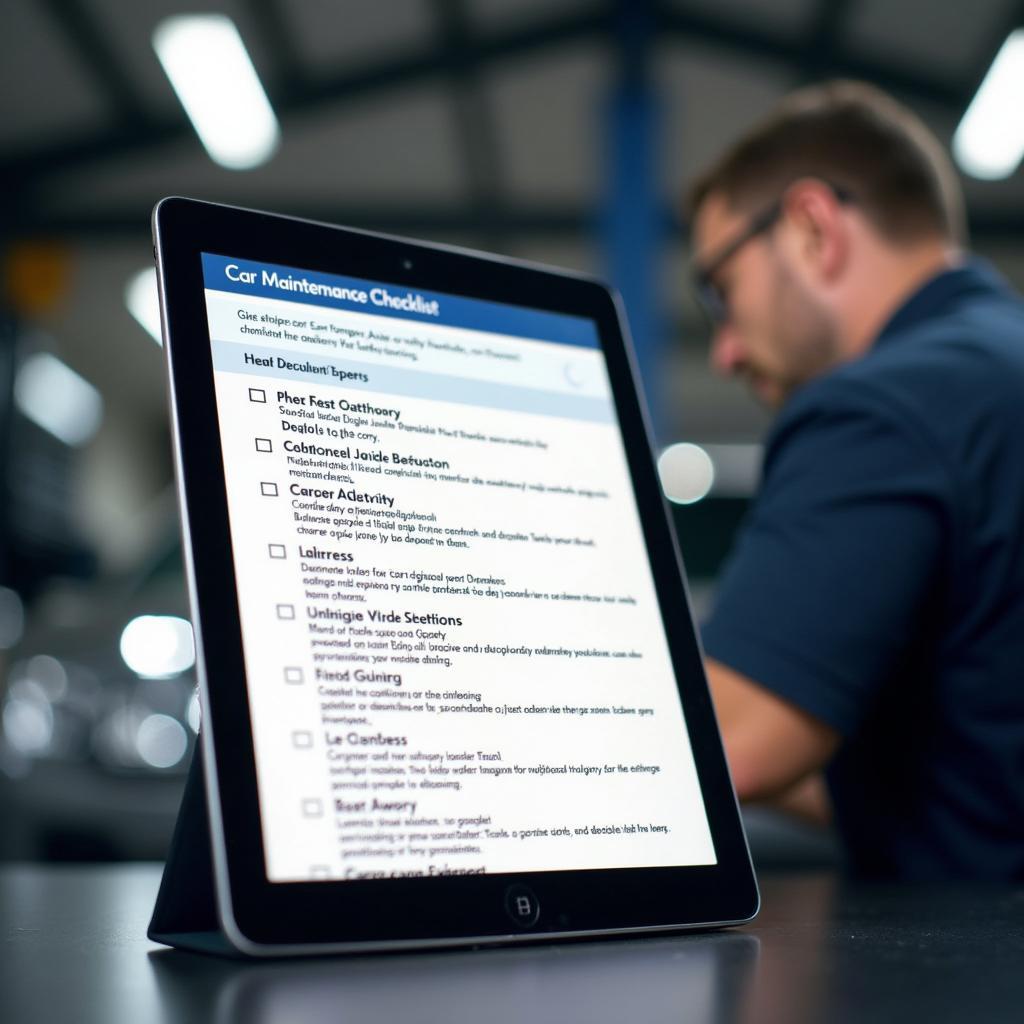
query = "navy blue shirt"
(702, 261, 1024, 880)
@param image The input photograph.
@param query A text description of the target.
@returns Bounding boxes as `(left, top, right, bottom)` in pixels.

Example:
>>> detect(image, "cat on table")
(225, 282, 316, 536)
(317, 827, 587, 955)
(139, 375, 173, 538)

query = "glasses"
(690, 184, 853, 324)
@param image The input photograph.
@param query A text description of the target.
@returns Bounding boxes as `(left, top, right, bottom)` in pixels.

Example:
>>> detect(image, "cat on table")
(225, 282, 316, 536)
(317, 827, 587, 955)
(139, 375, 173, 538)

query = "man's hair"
(686, 80, 965, 245)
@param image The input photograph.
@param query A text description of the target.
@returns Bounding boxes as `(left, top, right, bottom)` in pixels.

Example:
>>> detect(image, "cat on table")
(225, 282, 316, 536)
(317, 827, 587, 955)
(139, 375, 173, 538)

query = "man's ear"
(782, 179, 849, 283)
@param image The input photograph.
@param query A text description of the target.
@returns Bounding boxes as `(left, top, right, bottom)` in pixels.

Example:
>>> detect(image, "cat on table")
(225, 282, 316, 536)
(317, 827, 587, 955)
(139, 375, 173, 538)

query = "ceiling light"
(14, 353, 103, 446)
(153, 14, 280, 170)
(126, 267, 162, 344)
(953, 29, 1024, 180)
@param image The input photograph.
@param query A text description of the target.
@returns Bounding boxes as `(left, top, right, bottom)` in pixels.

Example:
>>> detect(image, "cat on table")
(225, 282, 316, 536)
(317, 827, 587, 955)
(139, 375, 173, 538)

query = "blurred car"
(0, 537, 197, 860)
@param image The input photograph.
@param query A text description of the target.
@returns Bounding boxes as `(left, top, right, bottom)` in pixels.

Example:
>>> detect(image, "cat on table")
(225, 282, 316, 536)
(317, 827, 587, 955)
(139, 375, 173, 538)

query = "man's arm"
(706, 657, 840, 812)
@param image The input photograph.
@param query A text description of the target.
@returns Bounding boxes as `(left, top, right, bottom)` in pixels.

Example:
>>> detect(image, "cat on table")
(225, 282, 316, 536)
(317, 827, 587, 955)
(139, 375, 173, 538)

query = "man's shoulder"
(853, 294, 1024, 386)
(776, 293, 1024, 455)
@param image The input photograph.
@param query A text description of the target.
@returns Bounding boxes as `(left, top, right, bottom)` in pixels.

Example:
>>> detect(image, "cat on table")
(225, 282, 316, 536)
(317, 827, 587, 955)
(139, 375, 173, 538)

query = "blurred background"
(1, 0, 1021, 866)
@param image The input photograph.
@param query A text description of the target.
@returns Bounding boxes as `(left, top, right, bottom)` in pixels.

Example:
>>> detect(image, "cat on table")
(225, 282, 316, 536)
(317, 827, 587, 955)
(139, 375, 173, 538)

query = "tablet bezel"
(154, 196, 758, 953)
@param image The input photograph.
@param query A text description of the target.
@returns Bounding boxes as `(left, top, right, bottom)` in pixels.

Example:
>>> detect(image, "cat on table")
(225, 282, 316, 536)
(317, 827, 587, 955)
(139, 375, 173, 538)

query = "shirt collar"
(873, 258, 1015, 348)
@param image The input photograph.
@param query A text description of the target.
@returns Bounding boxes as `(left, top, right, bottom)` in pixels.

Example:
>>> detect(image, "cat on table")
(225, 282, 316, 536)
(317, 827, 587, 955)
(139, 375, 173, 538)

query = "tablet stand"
(148, 745, 237, 955)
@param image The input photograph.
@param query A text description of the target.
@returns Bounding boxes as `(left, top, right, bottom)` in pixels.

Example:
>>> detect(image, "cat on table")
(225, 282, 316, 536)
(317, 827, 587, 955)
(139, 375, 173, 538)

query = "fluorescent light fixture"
(120, 615, 196, 679)
(126, 267, 162, 344)
(15, 353, 103, 446)
(953, 29, 1024, 180)
(153, 14, 280, 170)
(658, 442, 715, 505)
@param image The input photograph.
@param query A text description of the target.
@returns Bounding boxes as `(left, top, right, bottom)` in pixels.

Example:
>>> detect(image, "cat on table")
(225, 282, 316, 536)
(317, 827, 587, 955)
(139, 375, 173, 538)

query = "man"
(687, 80, 1024, 879)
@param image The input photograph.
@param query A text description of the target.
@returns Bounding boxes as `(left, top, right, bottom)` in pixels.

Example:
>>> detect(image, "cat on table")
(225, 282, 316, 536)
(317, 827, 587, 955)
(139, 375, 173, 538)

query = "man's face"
(693, 191, 840, 410)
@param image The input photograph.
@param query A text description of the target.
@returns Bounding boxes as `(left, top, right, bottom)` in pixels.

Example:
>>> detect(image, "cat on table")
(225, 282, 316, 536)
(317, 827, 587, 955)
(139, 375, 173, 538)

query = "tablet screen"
(200, 252, 716, 883)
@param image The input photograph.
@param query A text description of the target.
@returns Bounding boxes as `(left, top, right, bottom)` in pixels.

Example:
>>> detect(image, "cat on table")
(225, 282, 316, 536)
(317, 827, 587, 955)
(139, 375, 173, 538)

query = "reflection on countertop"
(3, 866, 1024, 1024)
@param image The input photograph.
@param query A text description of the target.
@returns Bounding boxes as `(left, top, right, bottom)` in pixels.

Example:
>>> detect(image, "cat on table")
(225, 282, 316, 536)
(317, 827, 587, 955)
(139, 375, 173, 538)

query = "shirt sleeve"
(701, 382, 951, 737)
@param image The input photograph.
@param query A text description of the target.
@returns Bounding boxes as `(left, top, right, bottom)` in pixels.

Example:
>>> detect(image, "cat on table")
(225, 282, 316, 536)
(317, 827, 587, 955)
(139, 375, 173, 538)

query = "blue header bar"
(201, 253, 599, 349)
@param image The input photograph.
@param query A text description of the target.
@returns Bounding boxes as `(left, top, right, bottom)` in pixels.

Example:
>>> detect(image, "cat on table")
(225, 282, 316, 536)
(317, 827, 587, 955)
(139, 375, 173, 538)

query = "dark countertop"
(1, 865, 1022, 1023)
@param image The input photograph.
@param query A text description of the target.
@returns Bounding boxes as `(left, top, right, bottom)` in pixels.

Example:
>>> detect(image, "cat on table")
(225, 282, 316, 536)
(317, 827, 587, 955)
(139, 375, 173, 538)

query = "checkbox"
(292, 730, 313, 749)
(249, 388, 267, 403)
(276, 604, 295, 620)
(260, 482, 278, 496)
(310, 865, 331, 879)
(284, 667, 304, 684)
(268, 543, 286, 559)
(301, 798, 323, 818)
(255, 438, 272, 452)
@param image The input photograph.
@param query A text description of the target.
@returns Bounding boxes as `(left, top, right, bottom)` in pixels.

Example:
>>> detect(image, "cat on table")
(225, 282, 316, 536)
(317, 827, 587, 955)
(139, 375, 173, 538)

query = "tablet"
(151, 197, 757, 955)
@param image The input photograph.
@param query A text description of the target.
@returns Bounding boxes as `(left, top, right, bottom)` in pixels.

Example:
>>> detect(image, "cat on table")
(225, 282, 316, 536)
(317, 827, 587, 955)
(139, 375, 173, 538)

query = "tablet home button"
(504, 884, 540, 928)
